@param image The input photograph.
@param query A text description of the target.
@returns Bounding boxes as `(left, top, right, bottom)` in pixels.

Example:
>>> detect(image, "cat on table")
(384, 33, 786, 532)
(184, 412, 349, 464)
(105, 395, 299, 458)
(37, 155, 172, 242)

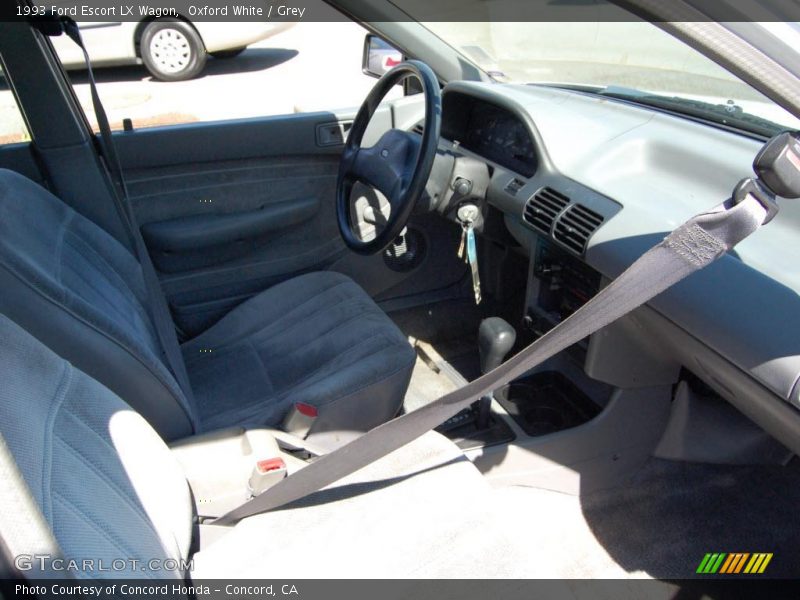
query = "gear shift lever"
(437, 317, 517, 434)
(479, 317, 517, 375)
(475, 317, 516, 429)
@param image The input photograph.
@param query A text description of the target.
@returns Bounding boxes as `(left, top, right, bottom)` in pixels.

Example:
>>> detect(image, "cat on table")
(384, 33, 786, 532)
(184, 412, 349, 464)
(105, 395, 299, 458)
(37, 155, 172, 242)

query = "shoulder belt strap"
(215, 187, 774, 526)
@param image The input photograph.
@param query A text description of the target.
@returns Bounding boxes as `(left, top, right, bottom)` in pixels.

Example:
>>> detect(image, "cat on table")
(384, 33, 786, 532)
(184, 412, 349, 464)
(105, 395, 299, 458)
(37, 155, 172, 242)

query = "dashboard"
(431, 81, 800, 452)
(442, 92, 537, 177)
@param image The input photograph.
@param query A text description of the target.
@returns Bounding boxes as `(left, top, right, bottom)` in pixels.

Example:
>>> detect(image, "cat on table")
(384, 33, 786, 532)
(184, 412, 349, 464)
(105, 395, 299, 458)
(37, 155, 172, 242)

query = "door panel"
(124, 151, 346, 336)
(141, 195, 321, 272)
(115, 99, 467, 338)
(129, 155, 340, 276)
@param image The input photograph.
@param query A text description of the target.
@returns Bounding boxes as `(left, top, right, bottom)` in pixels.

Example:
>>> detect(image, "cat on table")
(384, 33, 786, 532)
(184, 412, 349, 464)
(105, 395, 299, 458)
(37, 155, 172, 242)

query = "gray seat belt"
(34, 15, 196, 410)
(215, 133, 799, 526)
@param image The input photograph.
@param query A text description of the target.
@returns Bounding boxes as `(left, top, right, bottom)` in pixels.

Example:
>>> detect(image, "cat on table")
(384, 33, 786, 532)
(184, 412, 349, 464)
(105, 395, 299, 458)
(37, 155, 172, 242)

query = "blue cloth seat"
(0, 168, 415, 443)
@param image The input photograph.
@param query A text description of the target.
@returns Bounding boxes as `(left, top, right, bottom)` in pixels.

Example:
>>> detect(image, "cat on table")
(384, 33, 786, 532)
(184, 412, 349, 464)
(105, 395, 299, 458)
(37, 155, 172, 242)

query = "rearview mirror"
(362, 34, 403, 78)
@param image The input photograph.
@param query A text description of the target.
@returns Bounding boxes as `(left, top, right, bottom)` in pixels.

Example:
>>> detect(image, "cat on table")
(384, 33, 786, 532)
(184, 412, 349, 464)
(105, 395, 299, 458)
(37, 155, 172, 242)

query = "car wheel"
(140, 19, 207, 82)
(211, 47, 246, 59)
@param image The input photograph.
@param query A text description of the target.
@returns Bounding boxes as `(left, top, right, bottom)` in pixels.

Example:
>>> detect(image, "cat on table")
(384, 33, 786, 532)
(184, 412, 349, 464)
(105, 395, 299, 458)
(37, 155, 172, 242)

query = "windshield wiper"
(545, 84, 786, 138)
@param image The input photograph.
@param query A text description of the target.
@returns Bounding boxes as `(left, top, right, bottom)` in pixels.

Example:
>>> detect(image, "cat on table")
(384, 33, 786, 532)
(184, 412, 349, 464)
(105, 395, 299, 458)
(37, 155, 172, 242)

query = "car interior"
(1, 0, 800, 584)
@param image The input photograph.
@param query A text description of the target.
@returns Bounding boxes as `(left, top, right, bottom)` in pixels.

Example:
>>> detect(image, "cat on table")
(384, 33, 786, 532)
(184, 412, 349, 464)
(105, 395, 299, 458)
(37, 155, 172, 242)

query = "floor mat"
(403, 355, 459, 413)
(401, 335, 481, 415)
(430, 336, 482, 382)
(391, 294, 528, 399)
(390, 298, 494, 346)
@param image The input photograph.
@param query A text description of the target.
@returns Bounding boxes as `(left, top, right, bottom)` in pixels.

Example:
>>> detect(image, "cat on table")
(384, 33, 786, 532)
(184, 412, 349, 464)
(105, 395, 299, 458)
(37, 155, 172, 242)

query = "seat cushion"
(182, 272, 415, 445)
(192, 431, 531, 578)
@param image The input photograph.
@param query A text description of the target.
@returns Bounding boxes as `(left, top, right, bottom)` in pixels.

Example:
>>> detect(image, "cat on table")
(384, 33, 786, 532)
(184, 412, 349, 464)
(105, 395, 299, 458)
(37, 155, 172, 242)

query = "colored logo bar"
(696, 553, 773, 574)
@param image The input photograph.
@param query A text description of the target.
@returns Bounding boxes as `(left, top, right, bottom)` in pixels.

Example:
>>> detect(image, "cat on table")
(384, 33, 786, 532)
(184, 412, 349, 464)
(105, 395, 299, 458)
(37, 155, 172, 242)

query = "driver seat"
(0, 168, 415, 445)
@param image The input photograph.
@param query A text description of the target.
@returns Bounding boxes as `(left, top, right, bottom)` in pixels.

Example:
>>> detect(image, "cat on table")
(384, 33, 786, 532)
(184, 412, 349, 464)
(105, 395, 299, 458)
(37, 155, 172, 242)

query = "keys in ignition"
(456, 204, 479, 262)
(455, 204, 481, 304)
(466, 225, 481, 304)
(457, 204, 480, 224)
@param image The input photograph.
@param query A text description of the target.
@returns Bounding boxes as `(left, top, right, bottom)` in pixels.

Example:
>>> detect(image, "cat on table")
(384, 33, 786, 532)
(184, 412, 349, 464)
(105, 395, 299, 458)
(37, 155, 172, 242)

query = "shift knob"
(478, 317, 516, 374)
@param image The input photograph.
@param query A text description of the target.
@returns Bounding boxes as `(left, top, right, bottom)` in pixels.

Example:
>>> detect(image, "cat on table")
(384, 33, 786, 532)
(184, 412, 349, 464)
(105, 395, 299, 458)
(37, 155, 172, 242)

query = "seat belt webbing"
(215, 189, 773, 525)
(40, 17, 197, 414)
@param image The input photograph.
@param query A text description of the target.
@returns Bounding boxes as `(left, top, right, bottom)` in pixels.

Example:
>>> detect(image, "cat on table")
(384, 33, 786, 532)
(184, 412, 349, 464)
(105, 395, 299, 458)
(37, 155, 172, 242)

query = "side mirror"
(362, 34, 403, 78)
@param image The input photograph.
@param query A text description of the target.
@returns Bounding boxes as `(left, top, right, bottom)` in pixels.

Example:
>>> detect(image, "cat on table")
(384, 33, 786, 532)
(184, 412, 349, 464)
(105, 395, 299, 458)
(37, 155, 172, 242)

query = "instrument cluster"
(442, 92, 537, 177)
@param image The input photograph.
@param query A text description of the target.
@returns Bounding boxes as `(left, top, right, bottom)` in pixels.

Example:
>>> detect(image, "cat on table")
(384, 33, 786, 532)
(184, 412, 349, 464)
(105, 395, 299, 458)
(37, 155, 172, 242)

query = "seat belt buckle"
(248, 457, 287, 497)
(733, 178, 780, 224)
(735, 130, 800, 224)
(281, 402, 318, 439)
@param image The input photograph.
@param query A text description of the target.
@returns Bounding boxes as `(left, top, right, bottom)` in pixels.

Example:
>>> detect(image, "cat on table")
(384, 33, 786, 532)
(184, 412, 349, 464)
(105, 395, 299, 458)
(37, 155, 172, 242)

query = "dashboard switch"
(453, 177, 473, 197)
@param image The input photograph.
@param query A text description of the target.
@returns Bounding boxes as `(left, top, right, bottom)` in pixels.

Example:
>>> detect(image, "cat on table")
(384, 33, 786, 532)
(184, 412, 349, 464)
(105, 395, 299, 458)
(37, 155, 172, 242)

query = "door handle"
(315, 121, 353, 147)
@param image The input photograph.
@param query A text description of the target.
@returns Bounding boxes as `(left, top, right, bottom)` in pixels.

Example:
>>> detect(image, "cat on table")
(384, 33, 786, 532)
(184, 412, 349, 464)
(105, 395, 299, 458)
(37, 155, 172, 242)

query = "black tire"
(211, 47, 246, 59)
(140, 19, 207, 82)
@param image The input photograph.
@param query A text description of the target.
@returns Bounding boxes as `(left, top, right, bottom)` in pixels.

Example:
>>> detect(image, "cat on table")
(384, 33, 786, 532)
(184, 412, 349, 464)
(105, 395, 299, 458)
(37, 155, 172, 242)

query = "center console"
(523, 238, 602, 363)
(483, 237, 607, 437)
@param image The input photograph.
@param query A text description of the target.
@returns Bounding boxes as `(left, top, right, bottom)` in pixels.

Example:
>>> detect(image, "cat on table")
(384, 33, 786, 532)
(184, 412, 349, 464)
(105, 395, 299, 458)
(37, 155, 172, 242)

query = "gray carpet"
(389, 298, 494, 345)
(505, 457, 800, 579)
(390, 296, 799, 579)
(578, 457, 800, 578)
(403, 355, 460, 413)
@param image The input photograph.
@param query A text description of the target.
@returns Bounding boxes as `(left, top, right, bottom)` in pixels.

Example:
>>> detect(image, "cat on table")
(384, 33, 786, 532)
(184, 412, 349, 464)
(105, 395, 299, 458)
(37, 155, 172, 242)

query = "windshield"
(422, 21, 800, 136)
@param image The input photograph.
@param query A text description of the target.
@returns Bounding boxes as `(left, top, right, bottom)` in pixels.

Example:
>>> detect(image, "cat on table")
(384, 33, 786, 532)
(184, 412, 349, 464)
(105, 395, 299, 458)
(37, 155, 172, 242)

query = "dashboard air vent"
(523, 187, 570, 234)
(553, 203, 604, 254)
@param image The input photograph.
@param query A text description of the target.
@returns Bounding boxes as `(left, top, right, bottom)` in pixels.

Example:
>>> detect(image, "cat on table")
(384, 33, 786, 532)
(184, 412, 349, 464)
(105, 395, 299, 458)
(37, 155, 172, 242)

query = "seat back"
(0, 169, 197, 439)
(0, 315, 194, 579)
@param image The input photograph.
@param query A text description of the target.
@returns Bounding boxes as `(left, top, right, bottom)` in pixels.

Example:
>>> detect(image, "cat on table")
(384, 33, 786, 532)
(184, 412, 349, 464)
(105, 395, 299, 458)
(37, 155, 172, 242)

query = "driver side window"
(56, 20, 404, 132)
(0, 67, 30, 145)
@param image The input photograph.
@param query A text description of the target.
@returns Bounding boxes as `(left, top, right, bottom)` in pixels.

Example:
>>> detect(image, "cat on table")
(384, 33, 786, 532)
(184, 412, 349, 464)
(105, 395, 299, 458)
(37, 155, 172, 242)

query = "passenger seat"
(0, 169, 415, 446)
(0, 315, 532, 579)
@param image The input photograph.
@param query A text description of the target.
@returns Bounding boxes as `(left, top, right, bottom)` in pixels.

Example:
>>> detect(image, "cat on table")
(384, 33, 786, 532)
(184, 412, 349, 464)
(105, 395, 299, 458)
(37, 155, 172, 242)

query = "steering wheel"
(336, 60, 442, 255)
